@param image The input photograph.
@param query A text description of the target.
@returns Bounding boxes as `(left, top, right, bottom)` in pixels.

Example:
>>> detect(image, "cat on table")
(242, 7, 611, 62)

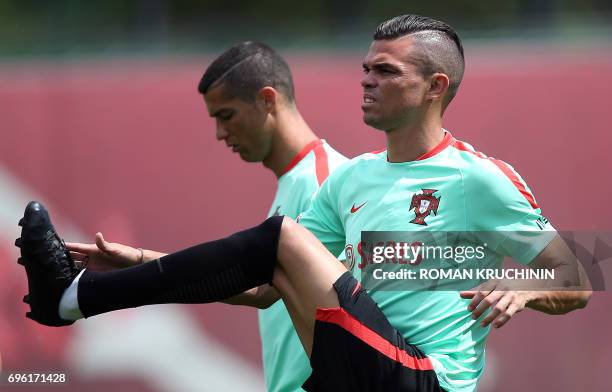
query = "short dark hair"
(198, 41, 295, 103)
(374, 14, 465, 107)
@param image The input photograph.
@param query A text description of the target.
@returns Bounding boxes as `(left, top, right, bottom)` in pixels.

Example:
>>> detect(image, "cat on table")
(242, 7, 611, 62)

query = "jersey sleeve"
(466, 159, 555, 265)
(297, 172, 346, 258)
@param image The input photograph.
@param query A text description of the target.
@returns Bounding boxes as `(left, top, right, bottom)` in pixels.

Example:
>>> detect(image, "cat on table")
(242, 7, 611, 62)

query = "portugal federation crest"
(409, 189, 440, 225)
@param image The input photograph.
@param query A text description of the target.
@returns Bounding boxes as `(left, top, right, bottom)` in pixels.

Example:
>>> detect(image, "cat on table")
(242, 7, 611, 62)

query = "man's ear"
(258, 86, 278, 113)
(427, 73, 450, 102)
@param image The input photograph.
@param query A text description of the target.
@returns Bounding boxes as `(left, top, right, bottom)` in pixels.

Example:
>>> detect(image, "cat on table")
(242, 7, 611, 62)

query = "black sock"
(78, 216, 283, 318)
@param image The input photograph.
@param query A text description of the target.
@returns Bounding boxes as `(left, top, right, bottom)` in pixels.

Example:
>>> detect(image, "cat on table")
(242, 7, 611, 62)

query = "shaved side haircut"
(198, 41, 295, 104)
(374, 14, 465, 109)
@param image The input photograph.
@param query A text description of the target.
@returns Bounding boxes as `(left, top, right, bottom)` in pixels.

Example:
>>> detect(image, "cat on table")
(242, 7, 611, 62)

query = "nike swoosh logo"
(350, 202, 367, 214)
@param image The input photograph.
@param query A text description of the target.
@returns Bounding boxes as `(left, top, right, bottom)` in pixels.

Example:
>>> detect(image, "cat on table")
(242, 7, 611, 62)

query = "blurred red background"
(1, 49, 610, 391)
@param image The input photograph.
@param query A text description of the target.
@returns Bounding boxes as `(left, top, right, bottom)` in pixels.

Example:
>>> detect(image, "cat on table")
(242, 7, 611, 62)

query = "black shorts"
(302, 272, 443, 392)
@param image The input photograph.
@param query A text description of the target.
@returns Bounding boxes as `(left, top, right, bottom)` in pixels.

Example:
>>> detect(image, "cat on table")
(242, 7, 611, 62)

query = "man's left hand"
(460, 280, 534, 329)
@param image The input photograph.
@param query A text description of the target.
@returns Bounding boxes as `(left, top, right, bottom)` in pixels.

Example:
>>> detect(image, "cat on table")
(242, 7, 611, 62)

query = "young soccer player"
(65, 41, 347, 392)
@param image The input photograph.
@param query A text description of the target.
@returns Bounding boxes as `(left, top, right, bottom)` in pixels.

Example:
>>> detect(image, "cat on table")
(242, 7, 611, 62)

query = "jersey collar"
(279, 139, 324, 176)
(414, 131, 454, 161)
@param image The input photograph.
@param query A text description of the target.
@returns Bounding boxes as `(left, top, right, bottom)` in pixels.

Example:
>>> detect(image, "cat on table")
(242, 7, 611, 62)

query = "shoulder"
(311, 149, 385, 206)
(325, 149, 384, 183)
(448, 137, 539, 210)
(285, 140, 349, 186)
(321, 141, 349, 169)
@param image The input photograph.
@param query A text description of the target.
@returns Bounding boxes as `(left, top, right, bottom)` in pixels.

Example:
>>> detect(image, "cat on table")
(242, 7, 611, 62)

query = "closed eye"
(212, 110, 235, 122)
(374, 66, 399, 75)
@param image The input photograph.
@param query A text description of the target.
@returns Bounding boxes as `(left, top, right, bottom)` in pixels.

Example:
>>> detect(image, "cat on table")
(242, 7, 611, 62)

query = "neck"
(385, 113, 444, 163)
(263, 106, 319, 177)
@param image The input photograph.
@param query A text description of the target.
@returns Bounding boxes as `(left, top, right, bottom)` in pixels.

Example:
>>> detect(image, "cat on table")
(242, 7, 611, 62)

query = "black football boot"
(16, 201, 79, 326)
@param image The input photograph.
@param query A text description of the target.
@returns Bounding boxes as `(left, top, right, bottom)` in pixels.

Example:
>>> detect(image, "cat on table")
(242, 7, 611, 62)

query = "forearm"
(142, 249, 168, 263)
(223, 285, 280, 309)
(526, 290, 591, 314)
(462, 236, 593, 327)
(526, 262, 592, 314)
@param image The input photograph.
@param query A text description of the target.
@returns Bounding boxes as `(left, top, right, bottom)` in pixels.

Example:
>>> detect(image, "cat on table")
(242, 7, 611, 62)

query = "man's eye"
(219, 114, 233, 121)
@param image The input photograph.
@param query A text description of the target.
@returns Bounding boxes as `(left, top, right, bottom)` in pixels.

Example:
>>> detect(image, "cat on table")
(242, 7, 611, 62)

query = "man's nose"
(216, 122, 229, 140)
(361, 72, 377, 88)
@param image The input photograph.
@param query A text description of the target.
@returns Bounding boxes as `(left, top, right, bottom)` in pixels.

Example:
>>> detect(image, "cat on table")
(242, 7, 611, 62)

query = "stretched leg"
(76, 217, 282, 317)
(18, 201, 443, 391)
(18, 200, 344, 350)
(72, 215, 347, 355)
(17, 200, 283, 326)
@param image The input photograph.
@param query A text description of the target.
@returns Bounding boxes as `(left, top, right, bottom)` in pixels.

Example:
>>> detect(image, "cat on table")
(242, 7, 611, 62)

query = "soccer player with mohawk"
(17, 15, 590, 392)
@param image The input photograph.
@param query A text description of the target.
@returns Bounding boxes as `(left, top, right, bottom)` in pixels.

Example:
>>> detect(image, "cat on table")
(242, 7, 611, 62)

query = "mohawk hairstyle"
(374, 14, 465, 107)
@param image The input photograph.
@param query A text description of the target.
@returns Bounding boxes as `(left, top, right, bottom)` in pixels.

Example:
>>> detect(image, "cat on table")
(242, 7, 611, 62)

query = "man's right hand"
(66, 233, 142, 272)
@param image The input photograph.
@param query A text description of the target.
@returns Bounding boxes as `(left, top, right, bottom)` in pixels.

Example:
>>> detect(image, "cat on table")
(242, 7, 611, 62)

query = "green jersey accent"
(259, 140, 347, 392)
(298, 132, 554, 392)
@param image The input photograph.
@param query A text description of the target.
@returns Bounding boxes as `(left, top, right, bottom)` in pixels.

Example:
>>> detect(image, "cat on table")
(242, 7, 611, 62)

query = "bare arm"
(66, 233, 280, 309)
(224, 285, 281, 309)
(460, 235, 592, 328)
(523, 235, 592, 314)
